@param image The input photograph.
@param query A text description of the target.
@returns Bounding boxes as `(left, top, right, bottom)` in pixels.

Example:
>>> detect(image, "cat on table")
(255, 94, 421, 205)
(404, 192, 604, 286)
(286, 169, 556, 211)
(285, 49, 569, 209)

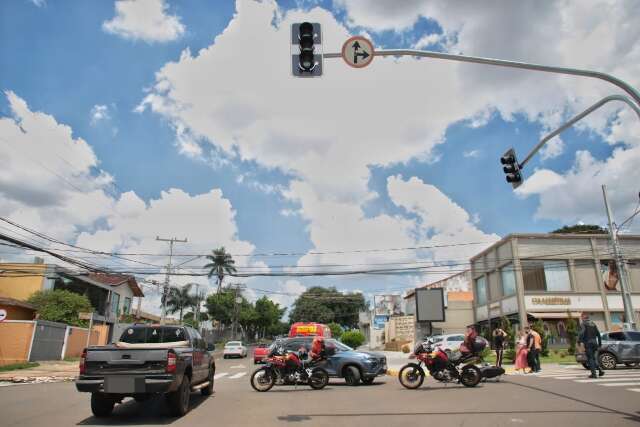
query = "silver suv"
(576, 330, 640, 370)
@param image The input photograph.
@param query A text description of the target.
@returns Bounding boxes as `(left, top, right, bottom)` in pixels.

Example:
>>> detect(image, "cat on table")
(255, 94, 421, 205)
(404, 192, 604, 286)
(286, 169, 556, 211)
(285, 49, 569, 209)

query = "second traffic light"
(500, 148, 523, 189)
(291, 22, 322, 77)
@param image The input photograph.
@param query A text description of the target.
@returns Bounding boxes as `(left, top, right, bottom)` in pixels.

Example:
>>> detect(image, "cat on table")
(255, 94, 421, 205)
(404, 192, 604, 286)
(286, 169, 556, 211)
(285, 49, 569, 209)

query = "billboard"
(415, 288, 445, 322)
(373, 315, 388, 330)
(374, 295, 402, 316)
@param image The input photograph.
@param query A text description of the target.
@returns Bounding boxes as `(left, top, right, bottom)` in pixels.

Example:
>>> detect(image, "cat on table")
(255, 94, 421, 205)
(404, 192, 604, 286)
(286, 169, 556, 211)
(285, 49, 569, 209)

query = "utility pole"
(602, 185, 637, 331)
(228, 283, 246, 340)
(191, 283, 202, 327)
(156, 236, 188, 325)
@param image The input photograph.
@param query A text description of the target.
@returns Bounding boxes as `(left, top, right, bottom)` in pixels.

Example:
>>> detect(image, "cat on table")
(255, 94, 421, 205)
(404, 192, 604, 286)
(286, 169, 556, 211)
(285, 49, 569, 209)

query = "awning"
(527, 312, 582, 319)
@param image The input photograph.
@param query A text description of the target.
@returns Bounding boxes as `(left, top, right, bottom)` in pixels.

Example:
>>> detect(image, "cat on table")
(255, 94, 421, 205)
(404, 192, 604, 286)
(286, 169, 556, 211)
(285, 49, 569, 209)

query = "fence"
(0, 320, 109, 366)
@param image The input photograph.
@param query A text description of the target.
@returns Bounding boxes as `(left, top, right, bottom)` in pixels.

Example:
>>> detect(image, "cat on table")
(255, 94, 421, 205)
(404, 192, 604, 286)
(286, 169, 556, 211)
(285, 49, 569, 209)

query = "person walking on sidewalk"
(493, 327, 507, 368)
(578, 312, 604, 379)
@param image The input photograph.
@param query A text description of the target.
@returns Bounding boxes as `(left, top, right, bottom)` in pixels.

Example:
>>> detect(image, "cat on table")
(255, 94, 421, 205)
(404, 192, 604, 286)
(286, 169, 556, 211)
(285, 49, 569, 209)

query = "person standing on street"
(525, 325, 541, 373)
(578, 312, 604, 379)
(514, 330, 529, 374)
(493, 327, 507, 367)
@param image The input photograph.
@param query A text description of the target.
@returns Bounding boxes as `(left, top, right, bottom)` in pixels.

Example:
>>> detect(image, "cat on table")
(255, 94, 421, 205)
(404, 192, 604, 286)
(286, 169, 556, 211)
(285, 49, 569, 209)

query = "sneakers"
(598, 371, 604, 377)
(588, 374, 597, 379)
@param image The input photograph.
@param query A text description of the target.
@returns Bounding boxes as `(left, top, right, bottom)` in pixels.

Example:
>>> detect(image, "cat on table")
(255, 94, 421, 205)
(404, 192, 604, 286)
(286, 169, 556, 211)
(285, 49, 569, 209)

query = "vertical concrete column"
(568, 259, 577, 291)
(511, 237, 528, 328)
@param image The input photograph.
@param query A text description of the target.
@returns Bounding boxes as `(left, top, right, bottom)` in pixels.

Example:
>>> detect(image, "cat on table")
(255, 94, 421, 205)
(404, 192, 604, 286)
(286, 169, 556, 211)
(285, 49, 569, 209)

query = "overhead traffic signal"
(500, 148, 522, 189)
(291, 22, 322, 77)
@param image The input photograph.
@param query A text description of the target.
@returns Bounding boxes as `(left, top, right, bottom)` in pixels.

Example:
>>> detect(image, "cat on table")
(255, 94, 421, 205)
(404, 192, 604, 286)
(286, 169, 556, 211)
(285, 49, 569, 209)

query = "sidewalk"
(0, 361, 78, 384)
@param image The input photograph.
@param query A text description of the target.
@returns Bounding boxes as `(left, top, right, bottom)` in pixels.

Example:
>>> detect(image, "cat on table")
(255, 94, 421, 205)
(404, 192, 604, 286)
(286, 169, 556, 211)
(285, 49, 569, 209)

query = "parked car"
(223, 341, 248, 359)
(576, 330, 640, 370)
(428, 334, 466, 355)
(253, 344, 270, 364)
(76, 325, 215, 417)
(275, 337, 387, 386)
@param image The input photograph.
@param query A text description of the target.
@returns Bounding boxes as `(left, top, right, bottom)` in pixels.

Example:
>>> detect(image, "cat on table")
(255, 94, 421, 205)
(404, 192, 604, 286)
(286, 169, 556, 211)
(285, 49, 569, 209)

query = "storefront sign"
(531, 297, 571, 306)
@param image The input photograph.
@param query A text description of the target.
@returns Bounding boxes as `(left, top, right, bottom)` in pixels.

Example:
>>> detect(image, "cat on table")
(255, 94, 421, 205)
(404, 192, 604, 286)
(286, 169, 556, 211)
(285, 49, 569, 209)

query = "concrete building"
(470, 234, 640, 345)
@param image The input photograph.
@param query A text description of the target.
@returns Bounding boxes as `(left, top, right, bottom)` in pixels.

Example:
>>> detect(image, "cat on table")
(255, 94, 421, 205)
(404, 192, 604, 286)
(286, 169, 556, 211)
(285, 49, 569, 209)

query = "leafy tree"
(566, 311, 578, 355)
(204, 247, 237, 293)
(551, 224, 607, 234)
(254, 296, 286, 338)
(183, 311, 209, 328)
(340, 330, 365, 349)
(28, 289, 93, 327)
(289, 287, 366, 328)
(205, 290, 235, 326)
(163, 284, 197, 322)
(328, 322, 344, 339)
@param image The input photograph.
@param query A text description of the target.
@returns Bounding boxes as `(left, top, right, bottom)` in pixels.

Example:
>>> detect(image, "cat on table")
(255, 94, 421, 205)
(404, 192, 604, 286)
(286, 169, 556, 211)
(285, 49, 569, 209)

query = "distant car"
(428, 334, 466, 355)
(576, 330, 640, 370)
(253, 343, 270, 364)
(223, 341, 248, 359)
(275, 337, 387, 386)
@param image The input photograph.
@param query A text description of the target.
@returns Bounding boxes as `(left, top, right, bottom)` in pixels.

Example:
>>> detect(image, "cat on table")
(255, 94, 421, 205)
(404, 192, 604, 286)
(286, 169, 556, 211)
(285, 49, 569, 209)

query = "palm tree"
(163, 284, 197, 322)
(204, 247, 237, 293)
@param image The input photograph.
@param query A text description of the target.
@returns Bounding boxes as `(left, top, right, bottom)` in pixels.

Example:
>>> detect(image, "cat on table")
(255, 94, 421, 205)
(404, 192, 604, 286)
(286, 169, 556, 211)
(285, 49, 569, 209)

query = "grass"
(0, 362, 40, 372)
(481, 350, 578, 365)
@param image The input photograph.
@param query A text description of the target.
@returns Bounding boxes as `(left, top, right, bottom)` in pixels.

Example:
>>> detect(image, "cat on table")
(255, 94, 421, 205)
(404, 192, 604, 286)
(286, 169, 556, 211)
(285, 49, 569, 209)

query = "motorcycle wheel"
(398, 363, 425, 390)
(460, 365, 481, 388)
(250, 367, 275, 392)
(308, 368, 329, 390)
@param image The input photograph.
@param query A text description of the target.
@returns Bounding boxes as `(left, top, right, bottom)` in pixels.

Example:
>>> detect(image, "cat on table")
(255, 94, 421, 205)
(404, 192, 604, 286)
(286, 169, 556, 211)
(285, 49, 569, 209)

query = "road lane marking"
(214, 373, 229, 379)
(228, 372, 246, 379)
(574, 376, 640, 383)
(628, 388, 640, 392)
(600, 382, 640, 387)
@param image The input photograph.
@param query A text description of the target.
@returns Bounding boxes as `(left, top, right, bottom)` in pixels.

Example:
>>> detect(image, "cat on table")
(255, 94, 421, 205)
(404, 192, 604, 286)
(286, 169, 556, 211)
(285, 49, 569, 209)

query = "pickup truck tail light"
(166, 350, 177, 374)
(79, 349, 87, 375)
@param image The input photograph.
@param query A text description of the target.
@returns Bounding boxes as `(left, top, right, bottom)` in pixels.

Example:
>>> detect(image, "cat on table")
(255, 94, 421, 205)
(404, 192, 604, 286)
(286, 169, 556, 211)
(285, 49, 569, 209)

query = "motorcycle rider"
(459, 325, 478, 356)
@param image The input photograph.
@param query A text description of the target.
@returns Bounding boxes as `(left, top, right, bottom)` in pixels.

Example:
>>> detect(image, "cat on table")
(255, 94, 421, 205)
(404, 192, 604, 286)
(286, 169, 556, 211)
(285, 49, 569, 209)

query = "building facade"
(471, 234, 640, 345)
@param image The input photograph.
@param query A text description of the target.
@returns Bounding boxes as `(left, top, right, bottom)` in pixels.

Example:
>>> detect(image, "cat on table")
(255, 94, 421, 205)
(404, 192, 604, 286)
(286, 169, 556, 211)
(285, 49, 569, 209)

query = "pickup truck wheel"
(344, 366, 361, 386)
(201, 368, 214, 396)
(168, 376, 191, 416)
(90, 393, 115, 418)
(361, 377, 375, 385)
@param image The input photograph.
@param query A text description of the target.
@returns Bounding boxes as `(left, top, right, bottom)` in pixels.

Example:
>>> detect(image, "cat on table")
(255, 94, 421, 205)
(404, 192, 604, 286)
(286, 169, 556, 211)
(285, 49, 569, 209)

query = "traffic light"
(291, 22, 322, 77)
(500, 148, 523, 189)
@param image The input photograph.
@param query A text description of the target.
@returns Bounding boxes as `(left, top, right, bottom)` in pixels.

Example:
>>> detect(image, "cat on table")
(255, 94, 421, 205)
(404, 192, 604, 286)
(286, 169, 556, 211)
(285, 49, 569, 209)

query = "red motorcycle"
(250, 344, 329, 392)
(398, 339, 482, 389)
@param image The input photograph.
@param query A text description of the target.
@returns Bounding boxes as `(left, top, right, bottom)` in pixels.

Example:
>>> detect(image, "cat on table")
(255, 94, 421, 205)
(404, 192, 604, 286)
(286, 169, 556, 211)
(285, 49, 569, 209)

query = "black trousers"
(495, 347, 504, 367)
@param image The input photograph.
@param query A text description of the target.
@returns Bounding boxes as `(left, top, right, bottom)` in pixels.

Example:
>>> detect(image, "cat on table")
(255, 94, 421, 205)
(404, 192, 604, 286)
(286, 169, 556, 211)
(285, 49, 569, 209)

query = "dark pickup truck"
(76, 325, 215, 417)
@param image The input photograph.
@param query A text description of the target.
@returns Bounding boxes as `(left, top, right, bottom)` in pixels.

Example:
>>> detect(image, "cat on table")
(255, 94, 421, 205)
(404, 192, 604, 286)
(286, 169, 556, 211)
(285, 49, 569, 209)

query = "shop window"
(500, 263, 517, 296)
(522, 260, 571, 292)
(475, 276, 487, 305)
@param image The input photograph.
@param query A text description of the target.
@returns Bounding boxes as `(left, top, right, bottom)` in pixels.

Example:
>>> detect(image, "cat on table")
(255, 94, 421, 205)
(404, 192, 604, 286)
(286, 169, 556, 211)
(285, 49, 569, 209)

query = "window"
(608, 332, 626, 341)
(475, 276, 487, 305)
(500, 264, 517, 296)
(110, 293, 120, 316)
(448, 335, 464, 342)
(119, 326, 186, 343)
(123, 297, 131, 315)
(625, 332, 640, 342)
(521, 260, 571, 292)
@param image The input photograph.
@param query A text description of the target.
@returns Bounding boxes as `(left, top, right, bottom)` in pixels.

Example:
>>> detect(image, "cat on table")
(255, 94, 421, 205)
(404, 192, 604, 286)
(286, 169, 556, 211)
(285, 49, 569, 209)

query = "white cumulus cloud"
(103, 0, 185, 43)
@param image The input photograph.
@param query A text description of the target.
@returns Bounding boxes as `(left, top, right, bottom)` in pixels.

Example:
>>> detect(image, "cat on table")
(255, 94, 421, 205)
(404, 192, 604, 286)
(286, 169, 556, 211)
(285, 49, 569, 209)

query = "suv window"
(608, 332, 626, 341)
(601, 333, 609, 341)
(448, 336, 464, 342)
(285, 340, 304, 351)
(626, 332, 640, 341)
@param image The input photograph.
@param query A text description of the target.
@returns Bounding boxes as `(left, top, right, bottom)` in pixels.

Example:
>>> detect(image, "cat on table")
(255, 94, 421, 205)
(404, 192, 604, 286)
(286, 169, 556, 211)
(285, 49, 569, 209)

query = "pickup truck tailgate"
(85, 348, 169, 375)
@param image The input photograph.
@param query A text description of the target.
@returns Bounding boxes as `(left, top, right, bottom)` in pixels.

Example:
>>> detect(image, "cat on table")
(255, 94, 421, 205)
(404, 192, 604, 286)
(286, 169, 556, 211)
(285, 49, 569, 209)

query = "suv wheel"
(598, 352, 617, 370)
(90, 393, 115, 417)
(344, 366, 361, 386)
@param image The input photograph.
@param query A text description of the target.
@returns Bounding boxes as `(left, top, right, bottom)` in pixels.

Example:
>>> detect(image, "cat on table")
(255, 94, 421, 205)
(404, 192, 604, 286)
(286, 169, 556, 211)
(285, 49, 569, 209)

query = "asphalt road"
(1, 355, 639, 427)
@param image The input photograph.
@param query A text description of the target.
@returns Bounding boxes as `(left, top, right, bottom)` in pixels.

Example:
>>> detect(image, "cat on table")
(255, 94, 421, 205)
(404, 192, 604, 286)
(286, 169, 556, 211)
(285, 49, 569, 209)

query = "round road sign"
(0, 308, 7, 322)
(341, 36, 374, 68)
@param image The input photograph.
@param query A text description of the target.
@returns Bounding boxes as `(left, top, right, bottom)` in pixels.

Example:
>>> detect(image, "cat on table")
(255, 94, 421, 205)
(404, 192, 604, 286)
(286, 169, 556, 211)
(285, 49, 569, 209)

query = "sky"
(1, 0, 639, 316)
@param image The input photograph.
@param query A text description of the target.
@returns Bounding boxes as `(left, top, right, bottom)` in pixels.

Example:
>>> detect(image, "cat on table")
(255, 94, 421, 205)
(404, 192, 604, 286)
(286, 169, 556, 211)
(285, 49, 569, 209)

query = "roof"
(0, 296, 36, 311)
(84, 273, 144, 297)
(470, 233, 640, 262)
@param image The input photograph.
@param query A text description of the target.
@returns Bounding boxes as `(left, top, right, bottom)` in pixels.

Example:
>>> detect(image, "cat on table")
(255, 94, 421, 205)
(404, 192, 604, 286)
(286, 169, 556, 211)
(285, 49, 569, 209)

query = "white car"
(428, 334, 466, 354)
(223, 341, 248, 359)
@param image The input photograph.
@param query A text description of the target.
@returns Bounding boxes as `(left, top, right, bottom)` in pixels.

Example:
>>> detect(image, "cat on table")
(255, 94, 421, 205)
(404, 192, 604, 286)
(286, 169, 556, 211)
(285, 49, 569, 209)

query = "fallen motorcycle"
(250, 345, 329, 392)
(398, 339, 483, 389)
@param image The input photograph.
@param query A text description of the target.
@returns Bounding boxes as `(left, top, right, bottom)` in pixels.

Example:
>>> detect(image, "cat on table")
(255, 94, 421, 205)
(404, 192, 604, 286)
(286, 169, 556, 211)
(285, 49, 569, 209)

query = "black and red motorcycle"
(250, 344, 329, 392)
(398, 339, 483, 389)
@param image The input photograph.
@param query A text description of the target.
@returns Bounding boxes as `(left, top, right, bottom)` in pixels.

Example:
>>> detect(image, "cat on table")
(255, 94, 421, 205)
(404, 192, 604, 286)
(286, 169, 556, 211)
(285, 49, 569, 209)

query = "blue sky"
(1, 0, 639, 313)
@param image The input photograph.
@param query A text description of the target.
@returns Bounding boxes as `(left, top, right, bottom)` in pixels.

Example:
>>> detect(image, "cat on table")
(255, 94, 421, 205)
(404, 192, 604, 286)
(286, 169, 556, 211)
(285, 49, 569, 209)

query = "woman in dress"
(514, 330, 529, 374)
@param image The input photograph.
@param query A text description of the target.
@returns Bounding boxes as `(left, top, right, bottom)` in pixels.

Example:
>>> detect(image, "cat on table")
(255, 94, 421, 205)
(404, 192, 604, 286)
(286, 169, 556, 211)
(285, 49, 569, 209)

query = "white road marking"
(628, 388, 640, 392)
(228, 372, 246, 379)
(600, 382, 640, 387)
(214, 373, 229, 379)
(574, 376, 640, 383)
(230, 365, 245, 369)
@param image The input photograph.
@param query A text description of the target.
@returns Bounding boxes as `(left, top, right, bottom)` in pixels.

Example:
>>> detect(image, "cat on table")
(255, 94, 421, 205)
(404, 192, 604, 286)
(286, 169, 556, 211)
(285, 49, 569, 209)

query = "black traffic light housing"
(500, 148, 523, 189)
(291, 22, 322, 77)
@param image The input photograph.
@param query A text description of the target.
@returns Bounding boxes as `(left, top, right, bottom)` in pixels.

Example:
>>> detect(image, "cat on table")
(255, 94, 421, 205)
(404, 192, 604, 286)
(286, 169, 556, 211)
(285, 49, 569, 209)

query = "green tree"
(566, 311, 578, 355)
(254, 296, 285, 339)
(27, 289, 93, 327)
(205, 290, 235, 327)
(340, 330, 365, 349)
(204, 247, 237, 293)
(551, 224, 607, 234)
(289, 287, 366, 328)
(163, 284, 197, 322)
(328, 322, 344, 339)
